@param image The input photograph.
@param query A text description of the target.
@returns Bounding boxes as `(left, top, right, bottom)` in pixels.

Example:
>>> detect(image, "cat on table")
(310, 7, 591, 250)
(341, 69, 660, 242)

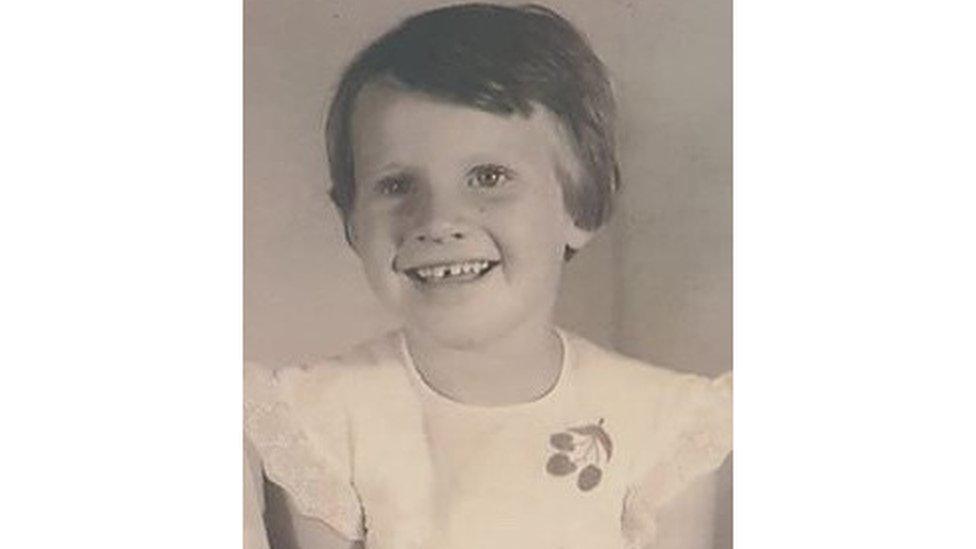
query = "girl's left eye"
(467, 165, 512, 189)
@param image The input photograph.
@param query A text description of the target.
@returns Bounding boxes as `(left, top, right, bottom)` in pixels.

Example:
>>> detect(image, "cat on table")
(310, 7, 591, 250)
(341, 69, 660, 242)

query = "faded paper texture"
(245, 1, 731, 547)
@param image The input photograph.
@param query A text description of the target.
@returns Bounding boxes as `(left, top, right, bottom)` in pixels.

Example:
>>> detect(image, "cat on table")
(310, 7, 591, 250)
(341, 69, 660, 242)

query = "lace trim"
(244, 364, 364, 541)
(622, 371, 732, 549)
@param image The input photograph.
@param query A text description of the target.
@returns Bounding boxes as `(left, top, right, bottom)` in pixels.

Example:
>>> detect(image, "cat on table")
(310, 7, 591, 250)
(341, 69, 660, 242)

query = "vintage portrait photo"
(8, 1, 974, 548)
(244, 1, 732, 548)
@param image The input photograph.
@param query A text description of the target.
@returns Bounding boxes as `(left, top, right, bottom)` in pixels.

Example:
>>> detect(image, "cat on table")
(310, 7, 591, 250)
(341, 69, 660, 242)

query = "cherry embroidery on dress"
(546, 418, 613, 491)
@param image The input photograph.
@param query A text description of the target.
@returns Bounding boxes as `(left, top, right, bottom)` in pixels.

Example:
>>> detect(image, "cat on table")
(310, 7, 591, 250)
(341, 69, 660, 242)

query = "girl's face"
(347, 82, 592, 348)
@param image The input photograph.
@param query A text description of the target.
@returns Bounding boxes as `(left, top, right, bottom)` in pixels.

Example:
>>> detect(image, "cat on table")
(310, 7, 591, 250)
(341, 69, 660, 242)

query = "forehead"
(350, 80, 577, 177)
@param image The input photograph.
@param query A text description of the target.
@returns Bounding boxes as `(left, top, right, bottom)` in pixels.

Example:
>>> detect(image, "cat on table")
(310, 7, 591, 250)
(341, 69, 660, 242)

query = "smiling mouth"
(402, 259, 499, 284)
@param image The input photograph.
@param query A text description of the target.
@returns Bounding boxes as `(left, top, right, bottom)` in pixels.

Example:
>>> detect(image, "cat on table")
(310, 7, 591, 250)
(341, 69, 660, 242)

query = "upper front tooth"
(414, 261, 493, 280)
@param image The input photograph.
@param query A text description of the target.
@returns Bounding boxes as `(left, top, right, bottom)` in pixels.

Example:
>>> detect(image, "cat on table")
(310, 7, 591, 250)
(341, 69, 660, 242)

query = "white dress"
(244, 330, 732, 549)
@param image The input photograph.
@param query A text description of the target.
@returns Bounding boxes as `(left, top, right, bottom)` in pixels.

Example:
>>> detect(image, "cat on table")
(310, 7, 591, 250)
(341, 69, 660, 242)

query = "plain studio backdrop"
(244, 0, 731, 546)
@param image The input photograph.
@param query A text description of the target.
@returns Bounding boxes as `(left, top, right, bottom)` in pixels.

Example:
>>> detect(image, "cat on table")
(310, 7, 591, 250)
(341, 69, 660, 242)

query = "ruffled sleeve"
(621, 371, 732, 548)
(244, 437, 270, 549)
(244, 361, 365, 541)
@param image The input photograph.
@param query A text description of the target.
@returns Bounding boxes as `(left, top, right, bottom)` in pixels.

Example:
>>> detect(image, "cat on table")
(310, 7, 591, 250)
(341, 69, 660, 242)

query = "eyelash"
(467, 164, 513, 189)
(375, 177, 412, 196)
(372, 165, 513, 196)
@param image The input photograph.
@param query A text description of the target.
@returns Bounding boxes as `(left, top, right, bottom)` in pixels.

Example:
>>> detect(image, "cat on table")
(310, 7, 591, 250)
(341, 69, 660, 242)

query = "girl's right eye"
(375, 176, 411, 196)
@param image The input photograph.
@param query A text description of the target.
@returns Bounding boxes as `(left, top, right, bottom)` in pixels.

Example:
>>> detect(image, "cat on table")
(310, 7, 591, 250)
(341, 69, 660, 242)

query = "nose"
(404, 186, 469, 244)
(414, 230, 465, 244)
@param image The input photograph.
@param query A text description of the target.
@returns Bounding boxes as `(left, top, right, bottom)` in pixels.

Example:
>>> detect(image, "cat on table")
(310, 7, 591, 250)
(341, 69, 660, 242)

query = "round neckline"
(396, 328, 574, 413)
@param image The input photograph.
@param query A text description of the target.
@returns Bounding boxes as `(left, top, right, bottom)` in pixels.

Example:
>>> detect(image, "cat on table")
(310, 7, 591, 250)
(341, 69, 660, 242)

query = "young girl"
(245, 4, 731, 548)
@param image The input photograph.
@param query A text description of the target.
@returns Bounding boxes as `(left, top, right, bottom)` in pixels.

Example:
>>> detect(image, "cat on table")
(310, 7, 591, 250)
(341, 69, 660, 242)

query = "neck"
(404, 321, 564, 406)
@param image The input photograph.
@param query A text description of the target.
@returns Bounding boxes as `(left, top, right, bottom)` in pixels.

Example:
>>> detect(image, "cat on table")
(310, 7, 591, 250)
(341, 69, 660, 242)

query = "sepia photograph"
(244, 1, 731, 548)
(5, 1, 975, 549)
(5, 1, 976, 548)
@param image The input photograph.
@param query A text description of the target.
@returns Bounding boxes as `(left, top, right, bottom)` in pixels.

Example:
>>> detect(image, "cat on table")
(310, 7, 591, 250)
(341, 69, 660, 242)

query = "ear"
(565, 222, 595, 252)
(343, 219, 364, 258)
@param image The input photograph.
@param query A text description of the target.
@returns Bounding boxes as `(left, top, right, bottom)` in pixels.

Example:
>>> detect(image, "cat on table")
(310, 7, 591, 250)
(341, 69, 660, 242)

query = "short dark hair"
(326, 2, 619, 238)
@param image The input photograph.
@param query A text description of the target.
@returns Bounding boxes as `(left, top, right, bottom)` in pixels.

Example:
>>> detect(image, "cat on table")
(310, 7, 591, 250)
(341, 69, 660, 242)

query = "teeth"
(411, 260, 492, 281)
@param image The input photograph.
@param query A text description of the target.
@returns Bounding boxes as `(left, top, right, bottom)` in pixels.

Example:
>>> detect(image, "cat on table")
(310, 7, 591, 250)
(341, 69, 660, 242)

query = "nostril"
(414, 232, 462, 244)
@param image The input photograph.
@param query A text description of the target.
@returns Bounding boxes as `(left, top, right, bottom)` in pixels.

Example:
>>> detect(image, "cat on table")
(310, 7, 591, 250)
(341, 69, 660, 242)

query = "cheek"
(350, 205, 398, 251)
(489, 215, 569, 277)
(348, 209, 409, 283)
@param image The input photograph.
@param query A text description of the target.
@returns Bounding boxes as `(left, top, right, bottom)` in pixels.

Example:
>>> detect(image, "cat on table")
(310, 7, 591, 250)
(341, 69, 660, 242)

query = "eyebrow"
(359, 162, 409, 184)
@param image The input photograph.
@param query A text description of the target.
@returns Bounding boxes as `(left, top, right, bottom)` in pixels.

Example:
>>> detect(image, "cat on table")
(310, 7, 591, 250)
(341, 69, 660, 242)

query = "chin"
(408, 311, 525, 350)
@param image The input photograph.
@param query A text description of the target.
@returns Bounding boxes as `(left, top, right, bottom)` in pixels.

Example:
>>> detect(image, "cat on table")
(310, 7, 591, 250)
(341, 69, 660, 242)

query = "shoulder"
(565, 331, 731, 404)
(564, 332, 731, 460)
(242, 333, 405, 542)
(244, 330, 414, 453)
(245, 330, 406, 408)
